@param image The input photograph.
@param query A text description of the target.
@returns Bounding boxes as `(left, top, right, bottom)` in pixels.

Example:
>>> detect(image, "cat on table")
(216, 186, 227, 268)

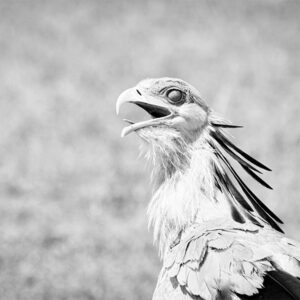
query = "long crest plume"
(209, 121, 284, 233)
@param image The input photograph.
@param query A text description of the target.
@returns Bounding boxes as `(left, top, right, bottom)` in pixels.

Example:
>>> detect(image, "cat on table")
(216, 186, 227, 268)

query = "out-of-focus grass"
(0, 0, 299, 299)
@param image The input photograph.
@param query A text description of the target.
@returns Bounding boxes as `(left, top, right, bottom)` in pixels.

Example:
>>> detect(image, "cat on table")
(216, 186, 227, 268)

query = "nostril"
(136, 89, 142, 96)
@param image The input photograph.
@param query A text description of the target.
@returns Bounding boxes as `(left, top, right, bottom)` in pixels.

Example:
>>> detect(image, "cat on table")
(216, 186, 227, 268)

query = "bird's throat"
(146, 130, 232, 256)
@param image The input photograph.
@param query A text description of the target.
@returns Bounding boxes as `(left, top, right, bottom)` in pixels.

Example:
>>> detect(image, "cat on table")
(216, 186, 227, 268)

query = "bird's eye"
(166, 89, 183, 103)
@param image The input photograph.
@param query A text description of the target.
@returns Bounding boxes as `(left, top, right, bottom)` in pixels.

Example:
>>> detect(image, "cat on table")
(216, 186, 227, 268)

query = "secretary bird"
(116, 78, 300, 300)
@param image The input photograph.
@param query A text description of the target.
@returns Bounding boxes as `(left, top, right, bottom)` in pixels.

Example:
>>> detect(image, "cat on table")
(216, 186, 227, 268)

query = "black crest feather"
(211, 122, 243, 129)
(210, 125, 283, 233)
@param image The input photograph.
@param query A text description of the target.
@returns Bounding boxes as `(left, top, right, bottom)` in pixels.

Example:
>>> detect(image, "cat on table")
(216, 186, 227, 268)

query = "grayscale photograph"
(1, 1, 300, 299)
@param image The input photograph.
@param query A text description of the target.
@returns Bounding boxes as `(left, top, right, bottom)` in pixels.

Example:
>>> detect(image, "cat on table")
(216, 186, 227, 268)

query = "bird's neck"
(146, 129, 232, 256)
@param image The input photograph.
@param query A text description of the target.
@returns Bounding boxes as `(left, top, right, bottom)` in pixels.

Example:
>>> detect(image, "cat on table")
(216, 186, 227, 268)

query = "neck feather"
(143, 128, 232, 256)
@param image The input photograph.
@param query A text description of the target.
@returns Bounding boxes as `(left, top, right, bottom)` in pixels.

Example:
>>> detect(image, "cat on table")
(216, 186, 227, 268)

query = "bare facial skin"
(116, 77, 209, 143)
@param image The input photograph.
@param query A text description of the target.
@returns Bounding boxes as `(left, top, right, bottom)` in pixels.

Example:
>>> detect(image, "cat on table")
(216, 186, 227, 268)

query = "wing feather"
(158, 223, 300, 300)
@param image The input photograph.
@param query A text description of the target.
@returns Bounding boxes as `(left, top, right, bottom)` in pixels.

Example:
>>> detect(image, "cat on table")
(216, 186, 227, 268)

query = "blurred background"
(0, 0, 299, 299)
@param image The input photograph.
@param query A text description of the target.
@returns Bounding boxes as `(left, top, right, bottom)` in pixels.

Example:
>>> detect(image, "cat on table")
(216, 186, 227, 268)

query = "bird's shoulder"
(153, 219, 300, 300)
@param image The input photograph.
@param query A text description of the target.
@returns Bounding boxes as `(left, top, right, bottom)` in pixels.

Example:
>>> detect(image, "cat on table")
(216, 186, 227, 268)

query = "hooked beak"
(116, 87, 174, 137)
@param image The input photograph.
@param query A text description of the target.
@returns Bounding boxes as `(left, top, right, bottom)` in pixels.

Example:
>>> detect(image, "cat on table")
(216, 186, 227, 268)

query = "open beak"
(116, 87, 174, 137)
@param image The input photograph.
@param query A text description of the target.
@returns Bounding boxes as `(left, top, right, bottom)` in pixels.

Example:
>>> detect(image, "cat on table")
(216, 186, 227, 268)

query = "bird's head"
(116, 78, 210, 144)
(116, 77, 283, 237)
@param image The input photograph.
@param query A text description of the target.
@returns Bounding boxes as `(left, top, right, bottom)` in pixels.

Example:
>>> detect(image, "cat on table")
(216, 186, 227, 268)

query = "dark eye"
(166, 89, 183, 103)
